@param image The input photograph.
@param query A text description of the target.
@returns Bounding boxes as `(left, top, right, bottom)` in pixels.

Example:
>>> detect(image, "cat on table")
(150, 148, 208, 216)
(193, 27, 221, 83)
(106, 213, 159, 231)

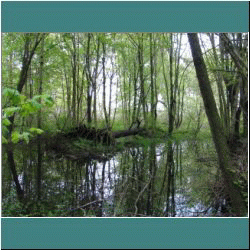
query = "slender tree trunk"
(86, 33, 92, 125)
(220, 33, 248, 81)
(168, 33, 174, 135)
(102, 37, 109, 126)
(209, 33, 228, 128)
(150, 33, 156, 129)
(93, 35, 101, 128)
(71, 33, 77, 124)
(37, 34, 45, 200)
(173, 33, 183, 129)
(131, 61, 138, 127)
(7, 146, 24, 201)
(9, 51, 13, 86)
(188, 33, 247, 216)
(138, 34, 147, 128)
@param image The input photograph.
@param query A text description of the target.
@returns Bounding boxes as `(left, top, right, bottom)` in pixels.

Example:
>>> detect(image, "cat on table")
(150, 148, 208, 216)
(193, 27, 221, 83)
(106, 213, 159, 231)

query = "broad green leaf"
(11, 131, 31, 144)
(2, 126, 9, 135)
(29, 128, 44, 135)
(20, 101, 41, 116)
(12, 131, 20, 143)
(43, 95, 54, 107)
(3, 87, 20, 97)
(2, 136, 8, 144)
(4, 107, 21, 116)
(19, 95, 27, 103)
(21, 132, 30, 144)
(2, 117, 11, 126)
(31, 100, 42, 110)
(32, 95, 42, 102)
(3, 88, 21, 105)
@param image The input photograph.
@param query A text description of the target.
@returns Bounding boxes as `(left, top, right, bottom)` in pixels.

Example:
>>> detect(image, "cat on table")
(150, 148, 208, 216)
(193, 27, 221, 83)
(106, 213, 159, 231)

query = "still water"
(2, 138, 226, 217)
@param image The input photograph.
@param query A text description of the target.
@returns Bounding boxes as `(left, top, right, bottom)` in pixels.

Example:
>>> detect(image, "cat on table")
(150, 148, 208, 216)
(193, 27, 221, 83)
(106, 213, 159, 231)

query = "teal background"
(1, 1, 249, 249)
(1, 218, 249, 249)
(1, 1, 249, 32)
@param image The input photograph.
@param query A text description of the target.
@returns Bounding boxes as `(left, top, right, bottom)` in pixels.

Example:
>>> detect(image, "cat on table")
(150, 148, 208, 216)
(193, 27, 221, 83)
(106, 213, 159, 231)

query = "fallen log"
(62, 125, 146, 144)
(65, 125, 114, 145)
(112, 128, 145, 138)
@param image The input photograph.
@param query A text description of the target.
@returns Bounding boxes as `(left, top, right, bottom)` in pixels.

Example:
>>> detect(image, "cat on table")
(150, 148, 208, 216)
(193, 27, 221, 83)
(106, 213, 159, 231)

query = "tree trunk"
(86, 33, 92, 125)
(8, 33, 44, 135)
(37, 34, 45, 200)
(138, 34, 147, 128)
(102, 36, 109, 126)
(93, 35, 101, 128)
(209, 33, 228, 128)
(150, 33, 155, 128)
(6, 33, 43, 203)
(71, 33, 77, 124)
(7, 147, 24, 201)
(168, 33, 174, 135)
(188, 33, 247, 216)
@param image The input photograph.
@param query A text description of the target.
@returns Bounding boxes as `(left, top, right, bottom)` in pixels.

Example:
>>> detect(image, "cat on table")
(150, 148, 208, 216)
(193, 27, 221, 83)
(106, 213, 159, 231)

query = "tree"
(4, 34, 45, 202)
(188, 33, 247, 216)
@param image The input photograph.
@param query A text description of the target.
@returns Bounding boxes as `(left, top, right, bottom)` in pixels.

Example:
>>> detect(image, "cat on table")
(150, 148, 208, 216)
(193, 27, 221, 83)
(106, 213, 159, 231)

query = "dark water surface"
(2, 138, 228, 217)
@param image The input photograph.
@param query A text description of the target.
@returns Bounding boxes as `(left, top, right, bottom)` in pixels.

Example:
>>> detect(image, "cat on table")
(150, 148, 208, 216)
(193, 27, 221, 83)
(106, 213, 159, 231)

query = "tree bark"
(7, 146, 24, 201)
(102, 35, 109, 126)
(168, 33, 174, 135)
(37, 34, 45, 200)
(86, 33, 92, 125)
(188, 33, 247, 216)
(138, 34, 147, 128)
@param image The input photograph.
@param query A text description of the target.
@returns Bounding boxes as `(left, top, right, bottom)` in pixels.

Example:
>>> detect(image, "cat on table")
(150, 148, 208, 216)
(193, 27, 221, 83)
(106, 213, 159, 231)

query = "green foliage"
(3, 87, 22, 105)
(6, 127, 44, 144)
(1, 119, 10, 143)
(2, 136, 8, 144)
(3, 106, 21, 116)
(3, 88, 54, 118)
(29, 128, 44, 135)
(12, 131, 30, 143)
(2, 117, 11, 126)
(32, 94, 54, 107)
(2, 87, 53, 144)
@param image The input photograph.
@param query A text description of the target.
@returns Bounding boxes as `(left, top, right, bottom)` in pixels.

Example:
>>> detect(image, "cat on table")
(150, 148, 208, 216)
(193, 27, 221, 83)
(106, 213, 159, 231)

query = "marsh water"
(2, 138, 227, 217)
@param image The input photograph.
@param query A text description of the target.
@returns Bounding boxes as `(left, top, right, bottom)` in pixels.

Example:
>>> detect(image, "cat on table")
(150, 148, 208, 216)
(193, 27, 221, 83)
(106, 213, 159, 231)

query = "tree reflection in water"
(2, 138, 229, 217)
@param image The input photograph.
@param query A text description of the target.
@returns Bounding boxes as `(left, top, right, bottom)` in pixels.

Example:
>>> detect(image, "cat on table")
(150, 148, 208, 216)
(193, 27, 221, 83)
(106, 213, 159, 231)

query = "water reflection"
(2, 138, 225, 217)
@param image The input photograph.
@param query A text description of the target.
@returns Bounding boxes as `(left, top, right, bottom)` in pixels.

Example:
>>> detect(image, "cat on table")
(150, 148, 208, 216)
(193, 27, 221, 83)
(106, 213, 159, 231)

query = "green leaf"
(12, 131, 20, 143)
(12, 131, 31, 144)
(2, 117, 11, 126)
(31, 100, 42, 110)
(19, 95, 27, 103)
(3, 87, 20, 97)
(21, 132, 30, 144)
(3, 88, 21, 105)
(2, 126, 9, 135)
(32, 95, 42, 102)
(2, 136, 8, 144)
(3, 107, 21, 116)
(20, 101, 41, 116)
(29, 128, 44, 135)
(43, 95, 54, 107)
